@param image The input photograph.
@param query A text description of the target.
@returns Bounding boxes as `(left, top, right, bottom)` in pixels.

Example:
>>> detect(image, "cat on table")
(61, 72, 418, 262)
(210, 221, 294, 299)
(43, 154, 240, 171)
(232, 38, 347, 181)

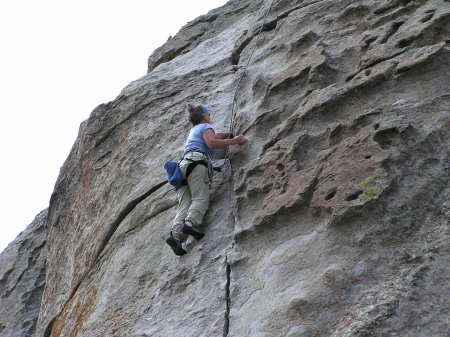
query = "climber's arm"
(215, 132, 233, 139)
(203, 129, 246, 149)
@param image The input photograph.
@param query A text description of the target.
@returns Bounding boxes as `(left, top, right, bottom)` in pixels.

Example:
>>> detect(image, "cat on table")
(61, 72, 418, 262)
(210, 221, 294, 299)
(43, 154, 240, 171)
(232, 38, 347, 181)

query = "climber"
(166, 104, 247, 256)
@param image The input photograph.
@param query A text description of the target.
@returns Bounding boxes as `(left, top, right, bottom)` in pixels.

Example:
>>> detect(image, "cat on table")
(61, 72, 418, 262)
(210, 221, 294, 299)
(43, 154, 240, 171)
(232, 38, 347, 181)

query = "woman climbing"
(166, 104, 247, 256)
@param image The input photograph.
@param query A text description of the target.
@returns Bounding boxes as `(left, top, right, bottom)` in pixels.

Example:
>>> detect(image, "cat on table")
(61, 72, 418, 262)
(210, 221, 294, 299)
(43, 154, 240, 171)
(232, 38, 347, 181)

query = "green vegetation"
(414, 54, 430, 64)
(359, 176, 382, 201)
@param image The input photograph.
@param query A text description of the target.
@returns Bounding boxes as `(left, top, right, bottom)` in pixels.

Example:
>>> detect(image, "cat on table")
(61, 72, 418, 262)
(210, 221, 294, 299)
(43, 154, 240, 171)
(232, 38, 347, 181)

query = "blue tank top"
(184, 123, 215, 159)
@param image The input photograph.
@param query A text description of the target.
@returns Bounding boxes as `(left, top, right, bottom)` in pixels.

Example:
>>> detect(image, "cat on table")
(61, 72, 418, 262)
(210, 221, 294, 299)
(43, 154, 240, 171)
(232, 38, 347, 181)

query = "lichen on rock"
(358, 176, 382, 201)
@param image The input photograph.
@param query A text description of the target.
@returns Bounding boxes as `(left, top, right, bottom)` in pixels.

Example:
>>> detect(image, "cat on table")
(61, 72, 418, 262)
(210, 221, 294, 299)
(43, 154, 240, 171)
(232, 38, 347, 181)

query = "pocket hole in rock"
(373, 127, 400, 149)
(345, 73, 356, 82)
(397, 37, 415, 48)
(262, 20, 277, 32)
(373, 123, 380, 130)
(380, 21, 405, 44)
(420, 13, 434, 23)
(346, 190, 363, 201)
(362, 36, 378, 51)
(325, 188, 337, 200)
(365, 155, 372, 159)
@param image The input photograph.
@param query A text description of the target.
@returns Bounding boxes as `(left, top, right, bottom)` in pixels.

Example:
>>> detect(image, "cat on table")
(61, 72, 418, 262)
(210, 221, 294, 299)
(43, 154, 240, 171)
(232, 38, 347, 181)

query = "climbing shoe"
(182, 220, 205, 240)
(165, 233, 187, 256)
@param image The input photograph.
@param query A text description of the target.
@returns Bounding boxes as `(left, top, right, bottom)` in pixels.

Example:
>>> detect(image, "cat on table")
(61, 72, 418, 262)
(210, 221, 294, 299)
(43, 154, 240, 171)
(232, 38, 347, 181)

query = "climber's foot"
(165, 233, 187, 256)
(182, 220, 205, 240)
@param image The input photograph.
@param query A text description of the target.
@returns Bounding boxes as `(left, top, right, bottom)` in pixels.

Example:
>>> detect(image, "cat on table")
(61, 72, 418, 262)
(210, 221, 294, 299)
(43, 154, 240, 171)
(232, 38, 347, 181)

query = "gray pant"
(171, 152, 210, 242)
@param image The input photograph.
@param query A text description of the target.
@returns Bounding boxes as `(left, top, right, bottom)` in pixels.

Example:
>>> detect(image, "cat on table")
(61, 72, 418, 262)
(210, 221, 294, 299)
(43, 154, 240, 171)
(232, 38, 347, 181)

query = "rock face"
(34, 0, 449, 336)
(0, 210, 47, 337)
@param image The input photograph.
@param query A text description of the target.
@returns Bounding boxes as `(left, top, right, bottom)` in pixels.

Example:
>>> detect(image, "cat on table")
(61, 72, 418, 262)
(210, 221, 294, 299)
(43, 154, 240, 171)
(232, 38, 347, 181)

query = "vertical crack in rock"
(34, 0, 450, 335)
(223, 256, 232, 337)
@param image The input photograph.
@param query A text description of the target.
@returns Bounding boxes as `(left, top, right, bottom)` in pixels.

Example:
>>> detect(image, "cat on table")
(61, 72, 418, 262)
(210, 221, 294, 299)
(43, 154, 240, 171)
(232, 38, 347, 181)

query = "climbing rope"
(229, 0, 276, 136)
(223, 0, 276, 171)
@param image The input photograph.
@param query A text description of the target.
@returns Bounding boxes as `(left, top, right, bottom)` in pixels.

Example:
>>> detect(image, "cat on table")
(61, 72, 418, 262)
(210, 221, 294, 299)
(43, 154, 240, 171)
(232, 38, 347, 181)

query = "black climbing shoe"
(165, 233, 187, 256)
(182, 220, 205, 240)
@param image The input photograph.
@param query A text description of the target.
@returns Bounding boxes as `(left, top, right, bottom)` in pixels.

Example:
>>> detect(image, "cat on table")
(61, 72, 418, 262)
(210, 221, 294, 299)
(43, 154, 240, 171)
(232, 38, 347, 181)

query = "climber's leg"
(184, 164, 209, 234)
(171, 184, 191, 242)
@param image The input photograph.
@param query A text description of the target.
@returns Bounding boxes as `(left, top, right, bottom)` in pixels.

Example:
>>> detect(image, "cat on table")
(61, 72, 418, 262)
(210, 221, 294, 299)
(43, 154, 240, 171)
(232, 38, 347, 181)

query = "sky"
(0, 0, 228, 253)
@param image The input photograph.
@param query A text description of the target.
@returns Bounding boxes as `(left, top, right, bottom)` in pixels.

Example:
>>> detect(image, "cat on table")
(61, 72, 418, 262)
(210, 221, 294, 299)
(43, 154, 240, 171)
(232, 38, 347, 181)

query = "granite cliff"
(0, 210, 47, 337)
(1, 0, 450, 336)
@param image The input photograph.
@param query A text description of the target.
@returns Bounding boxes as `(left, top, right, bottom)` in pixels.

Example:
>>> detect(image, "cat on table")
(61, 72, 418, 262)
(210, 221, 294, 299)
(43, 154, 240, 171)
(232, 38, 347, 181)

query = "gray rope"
(223, 0, 275, 171)
(229, 0, 275, 135)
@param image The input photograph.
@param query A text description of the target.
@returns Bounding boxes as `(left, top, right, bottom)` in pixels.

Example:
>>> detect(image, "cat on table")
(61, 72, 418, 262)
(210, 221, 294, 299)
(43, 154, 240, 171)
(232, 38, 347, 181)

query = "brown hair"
(187, 104, 206, 126)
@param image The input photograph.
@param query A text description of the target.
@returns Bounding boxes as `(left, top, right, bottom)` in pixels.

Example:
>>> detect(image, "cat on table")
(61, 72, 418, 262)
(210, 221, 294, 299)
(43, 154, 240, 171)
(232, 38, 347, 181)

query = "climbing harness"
(164, 160, 209, 189)
(223, 0, 275, 171)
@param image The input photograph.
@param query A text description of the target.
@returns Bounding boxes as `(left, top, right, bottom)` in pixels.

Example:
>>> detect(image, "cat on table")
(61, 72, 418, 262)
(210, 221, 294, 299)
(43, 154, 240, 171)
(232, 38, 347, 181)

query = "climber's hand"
(233, 135, 247, 145)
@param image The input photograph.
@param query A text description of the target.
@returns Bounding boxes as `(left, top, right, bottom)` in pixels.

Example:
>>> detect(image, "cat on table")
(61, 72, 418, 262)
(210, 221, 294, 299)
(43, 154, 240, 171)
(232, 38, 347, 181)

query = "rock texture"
(33, 0, 450, 336)
(0, 209, 47, 337)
